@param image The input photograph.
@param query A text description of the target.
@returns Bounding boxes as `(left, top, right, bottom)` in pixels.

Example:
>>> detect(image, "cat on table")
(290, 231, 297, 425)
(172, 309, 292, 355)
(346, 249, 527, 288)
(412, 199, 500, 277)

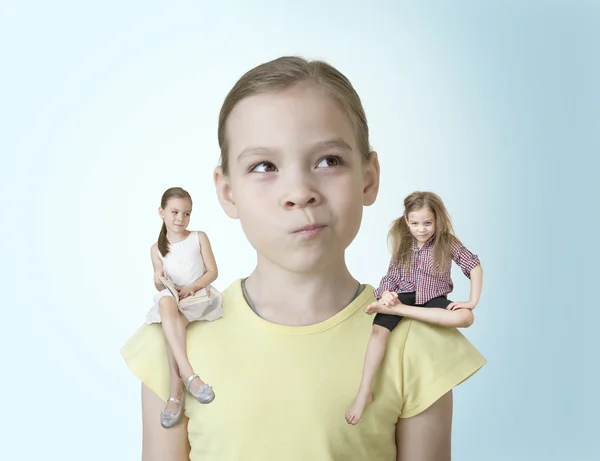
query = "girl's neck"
(166, 228, 190, 243)
(415, 234, 435, 250)
(243, 255, 361, 326)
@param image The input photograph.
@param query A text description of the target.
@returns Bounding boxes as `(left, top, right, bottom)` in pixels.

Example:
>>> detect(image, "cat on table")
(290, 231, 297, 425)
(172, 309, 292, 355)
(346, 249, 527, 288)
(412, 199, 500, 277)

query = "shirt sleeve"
(373, 258, 402, 299)
(450, 238, 481, 278)
(120, 323, 171, 403)
(399, 320, 487, 418)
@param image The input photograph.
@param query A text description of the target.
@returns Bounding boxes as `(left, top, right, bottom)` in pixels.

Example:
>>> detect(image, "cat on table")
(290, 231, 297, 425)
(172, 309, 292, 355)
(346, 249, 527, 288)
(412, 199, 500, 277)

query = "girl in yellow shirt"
(121, 55, 486, 461)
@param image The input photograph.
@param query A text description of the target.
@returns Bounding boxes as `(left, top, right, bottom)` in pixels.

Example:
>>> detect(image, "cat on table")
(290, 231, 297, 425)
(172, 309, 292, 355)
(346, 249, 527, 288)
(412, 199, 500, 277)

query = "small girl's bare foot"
(365, 301, 397, 315)
(345, 392, 373, 425)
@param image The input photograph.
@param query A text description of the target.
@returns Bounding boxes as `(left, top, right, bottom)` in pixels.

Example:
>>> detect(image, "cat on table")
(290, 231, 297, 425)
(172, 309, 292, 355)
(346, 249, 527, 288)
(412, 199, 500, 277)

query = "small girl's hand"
(380, 291, 399, 306)
(447, 301, 476, 310)
(178, 285, 197, 299)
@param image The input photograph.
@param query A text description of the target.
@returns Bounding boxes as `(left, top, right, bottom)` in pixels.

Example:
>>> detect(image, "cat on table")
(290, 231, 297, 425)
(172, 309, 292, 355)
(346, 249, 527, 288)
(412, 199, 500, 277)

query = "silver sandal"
(160, 393, 185, 428)
(184, 373, 215, 404)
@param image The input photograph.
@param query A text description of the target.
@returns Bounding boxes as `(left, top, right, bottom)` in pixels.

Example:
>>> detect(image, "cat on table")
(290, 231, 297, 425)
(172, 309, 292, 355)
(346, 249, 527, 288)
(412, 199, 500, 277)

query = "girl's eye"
(317, 155, 344, 168)
(251, 162, 277, 173)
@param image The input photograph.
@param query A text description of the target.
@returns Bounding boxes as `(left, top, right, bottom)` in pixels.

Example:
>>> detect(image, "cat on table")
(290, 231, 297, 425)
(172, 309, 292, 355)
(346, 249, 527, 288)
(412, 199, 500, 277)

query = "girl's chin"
(262, 252, 344, 274)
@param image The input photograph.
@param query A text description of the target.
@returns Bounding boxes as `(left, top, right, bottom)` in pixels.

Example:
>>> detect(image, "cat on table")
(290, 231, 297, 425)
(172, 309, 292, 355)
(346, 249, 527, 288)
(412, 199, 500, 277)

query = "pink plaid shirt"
(373, 237, 480, 305)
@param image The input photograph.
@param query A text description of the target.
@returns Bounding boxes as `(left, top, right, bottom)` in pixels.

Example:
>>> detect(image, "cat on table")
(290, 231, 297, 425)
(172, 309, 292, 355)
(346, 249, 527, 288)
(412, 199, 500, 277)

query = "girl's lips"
(293, 224, 327, 236)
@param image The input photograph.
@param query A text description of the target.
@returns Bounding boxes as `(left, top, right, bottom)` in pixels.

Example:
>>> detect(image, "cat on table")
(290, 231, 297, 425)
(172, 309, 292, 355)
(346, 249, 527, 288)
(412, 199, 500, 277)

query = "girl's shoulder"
(434, 234, 462, 251)
(150, 242, 164, 264)
(447, 235, 468, 251)
(192, 230, 212, 242)
(448, 234, 462, 245)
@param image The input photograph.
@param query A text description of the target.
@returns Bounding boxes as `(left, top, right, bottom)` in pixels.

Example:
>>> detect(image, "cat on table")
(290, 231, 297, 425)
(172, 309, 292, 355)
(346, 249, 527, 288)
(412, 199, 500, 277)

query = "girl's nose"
(280, 173, 322, 209)
(283, 190, 320, 209)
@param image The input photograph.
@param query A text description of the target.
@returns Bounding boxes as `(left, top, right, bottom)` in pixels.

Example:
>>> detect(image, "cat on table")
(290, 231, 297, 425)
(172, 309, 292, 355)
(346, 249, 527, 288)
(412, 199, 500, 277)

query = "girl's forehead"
(409, 208, 434, 219)
(166, 198, 192, 210)
(226, 85, 357, 154)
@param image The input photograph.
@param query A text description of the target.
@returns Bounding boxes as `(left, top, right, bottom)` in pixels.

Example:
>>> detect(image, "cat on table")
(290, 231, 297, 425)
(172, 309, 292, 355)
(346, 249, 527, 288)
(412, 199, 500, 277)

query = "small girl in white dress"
(146, 187, 223, 428)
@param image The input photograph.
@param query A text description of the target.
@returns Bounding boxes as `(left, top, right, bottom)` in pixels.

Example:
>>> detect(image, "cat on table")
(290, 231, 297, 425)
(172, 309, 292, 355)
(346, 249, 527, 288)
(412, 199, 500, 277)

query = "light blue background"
(1, 1, 598, 460)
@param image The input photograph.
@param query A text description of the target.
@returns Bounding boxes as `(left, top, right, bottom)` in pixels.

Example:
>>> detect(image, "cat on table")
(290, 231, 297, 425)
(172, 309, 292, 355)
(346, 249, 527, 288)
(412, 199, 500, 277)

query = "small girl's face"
(215, 83, 379, 273)
(159, 198, 192, 234)
(406, 207, 436, 243)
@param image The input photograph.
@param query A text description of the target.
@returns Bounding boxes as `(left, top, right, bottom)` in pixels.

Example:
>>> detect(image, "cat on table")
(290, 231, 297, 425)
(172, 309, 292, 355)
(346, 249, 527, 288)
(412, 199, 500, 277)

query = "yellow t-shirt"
(121, 280, 486, 460)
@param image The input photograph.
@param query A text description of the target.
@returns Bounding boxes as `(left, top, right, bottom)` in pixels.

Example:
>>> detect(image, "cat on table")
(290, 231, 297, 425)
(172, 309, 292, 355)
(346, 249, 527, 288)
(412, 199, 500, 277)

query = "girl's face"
(215, 83, 379, 273)
(159, 197, 192, 234)
(406, 207, 436, 243)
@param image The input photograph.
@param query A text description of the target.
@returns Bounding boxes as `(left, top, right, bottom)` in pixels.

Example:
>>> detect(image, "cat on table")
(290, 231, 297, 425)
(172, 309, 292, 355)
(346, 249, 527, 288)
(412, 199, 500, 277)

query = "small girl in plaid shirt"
(345, 191, 483, 424)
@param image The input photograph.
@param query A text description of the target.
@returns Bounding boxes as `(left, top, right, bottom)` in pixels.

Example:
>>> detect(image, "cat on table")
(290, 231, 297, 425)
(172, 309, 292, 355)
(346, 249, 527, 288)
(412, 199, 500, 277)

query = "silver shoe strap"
(185, 373, 199, 390)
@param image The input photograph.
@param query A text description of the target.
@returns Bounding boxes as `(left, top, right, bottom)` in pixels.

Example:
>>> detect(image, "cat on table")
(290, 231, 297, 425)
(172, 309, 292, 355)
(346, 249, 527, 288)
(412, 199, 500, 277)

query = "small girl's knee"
(372, 324, 391, 339)
(158, 297, 178, 316)
(466, 310, 475, 327)
(461, 309, 475, 328)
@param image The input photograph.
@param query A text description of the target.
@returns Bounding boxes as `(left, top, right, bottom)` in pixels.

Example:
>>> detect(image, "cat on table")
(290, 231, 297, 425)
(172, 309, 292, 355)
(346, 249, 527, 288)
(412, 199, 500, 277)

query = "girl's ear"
(362, 151, 380, 206)
(158, 207, 164, 219)
(213, 166, 239, 219)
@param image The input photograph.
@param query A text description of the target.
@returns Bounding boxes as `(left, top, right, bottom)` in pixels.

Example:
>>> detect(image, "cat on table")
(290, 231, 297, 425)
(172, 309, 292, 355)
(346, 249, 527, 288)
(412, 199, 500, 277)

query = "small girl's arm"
(373, 258, 410, 300)
(448, 238, 483, 310)
(189, 231, 218, 291)
(150, 244, 166, 291)
(468, 264, 483, 306)
(447, 264, 483, 310)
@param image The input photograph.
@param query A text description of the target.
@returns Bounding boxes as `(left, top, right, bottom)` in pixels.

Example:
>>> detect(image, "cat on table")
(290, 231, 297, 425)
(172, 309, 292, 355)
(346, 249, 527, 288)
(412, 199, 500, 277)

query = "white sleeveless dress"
(145, 230, 223, 324)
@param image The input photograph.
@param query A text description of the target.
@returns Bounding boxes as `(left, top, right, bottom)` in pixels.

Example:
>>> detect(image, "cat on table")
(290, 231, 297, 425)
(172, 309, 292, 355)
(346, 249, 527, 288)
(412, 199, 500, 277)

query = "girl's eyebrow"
(314, 138, 352, 151)
(237, 146, 273, 161)
(237, 138, 352, 161)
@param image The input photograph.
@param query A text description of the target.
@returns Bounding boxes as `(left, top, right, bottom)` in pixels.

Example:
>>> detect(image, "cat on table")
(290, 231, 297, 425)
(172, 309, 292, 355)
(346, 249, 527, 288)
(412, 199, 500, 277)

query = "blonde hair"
(157, 187, 192, 257)
(217, 56, 372, 174)
(389, 191, 459, 274)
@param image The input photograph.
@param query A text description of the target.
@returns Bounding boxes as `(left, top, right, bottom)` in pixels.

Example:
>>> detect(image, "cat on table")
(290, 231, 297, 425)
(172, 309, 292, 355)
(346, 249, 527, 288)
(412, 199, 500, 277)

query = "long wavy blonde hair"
(389, 191, 459, 274)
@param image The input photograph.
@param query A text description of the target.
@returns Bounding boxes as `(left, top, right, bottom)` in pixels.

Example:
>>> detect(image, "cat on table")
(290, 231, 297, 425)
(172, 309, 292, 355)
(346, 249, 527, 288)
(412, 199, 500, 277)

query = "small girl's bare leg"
(162, 335, 185, 416)
(158, 297, 208, 395)
(345, 325, 390, 424)
(367, 301, 474, 328)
